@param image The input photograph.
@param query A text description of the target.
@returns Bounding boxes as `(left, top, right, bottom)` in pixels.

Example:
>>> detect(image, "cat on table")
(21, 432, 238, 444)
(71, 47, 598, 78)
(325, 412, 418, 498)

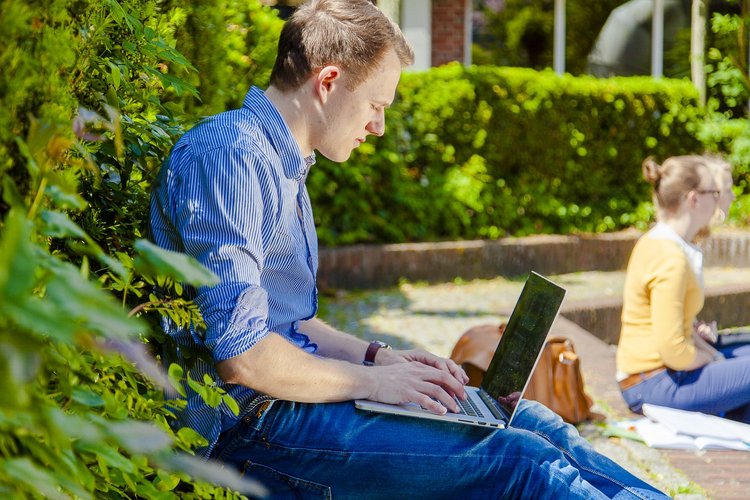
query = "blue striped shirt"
(149, 86, 319, 457)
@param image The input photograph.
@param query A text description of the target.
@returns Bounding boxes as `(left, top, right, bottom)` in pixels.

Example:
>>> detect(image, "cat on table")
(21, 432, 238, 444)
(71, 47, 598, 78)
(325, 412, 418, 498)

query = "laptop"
(355, 271, 566, 429)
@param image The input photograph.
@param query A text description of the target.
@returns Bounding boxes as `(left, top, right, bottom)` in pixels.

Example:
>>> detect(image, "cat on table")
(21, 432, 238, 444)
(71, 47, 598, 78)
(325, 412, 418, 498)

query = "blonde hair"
(642, 155, 711, 216)
(270, 0, 414, 92)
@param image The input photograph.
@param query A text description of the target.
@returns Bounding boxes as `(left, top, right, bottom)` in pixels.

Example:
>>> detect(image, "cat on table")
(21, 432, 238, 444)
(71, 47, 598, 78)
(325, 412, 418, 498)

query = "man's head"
(270, 0, 414, 92)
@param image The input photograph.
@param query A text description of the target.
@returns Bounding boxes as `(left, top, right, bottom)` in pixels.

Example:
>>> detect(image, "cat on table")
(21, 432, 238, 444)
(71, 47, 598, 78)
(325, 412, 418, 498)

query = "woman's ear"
(314, 65, 342, 104)
(685, 189, 698, 208)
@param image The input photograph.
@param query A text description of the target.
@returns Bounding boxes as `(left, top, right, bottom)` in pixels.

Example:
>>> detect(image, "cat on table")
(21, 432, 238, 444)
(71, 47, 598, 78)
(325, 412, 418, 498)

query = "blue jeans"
(621, 343, 750, 422)
(212, 399, 667, 499)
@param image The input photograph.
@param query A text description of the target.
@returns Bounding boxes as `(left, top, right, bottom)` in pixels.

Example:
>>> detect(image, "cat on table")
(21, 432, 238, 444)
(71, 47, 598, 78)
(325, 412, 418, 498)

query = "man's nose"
(366, 113, 385, 136)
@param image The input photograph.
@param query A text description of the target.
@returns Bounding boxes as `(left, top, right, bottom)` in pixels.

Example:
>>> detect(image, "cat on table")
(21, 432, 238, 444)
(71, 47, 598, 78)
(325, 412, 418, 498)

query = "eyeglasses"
(696, 189, 721, 201)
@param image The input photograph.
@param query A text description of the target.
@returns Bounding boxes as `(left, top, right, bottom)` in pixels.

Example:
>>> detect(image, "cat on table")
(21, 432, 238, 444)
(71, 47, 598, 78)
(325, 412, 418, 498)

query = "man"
(150, 0, 668, 497)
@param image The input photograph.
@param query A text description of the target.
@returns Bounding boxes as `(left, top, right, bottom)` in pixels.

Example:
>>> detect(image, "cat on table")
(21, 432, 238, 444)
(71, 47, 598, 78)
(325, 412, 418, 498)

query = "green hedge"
(310, 63, 705, 245)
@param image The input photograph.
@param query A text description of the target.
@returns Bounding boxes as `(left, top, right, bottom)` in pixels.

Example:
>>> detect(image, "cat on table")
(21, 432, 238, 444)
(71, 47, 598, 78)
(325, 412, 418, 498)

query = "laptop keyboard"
(454, 395, 483, 417)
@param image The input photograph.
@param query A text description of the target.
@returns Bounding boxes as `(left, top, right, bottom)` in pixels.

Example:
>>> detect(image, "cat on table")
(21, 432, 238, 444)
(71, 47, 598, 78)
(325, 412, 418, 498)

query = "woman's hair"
(642, 155, 711, 215)
(704, 154, 733, 188)
(270, 0, 414, 92)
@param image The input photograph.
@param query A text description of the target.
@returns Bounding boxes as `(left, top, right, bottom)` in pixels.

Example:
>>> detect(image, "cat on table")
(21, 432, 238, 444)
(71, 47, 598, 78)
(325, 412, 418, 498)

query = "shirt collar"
(647, 221, 704, 285)
(242, 86, 316, 180)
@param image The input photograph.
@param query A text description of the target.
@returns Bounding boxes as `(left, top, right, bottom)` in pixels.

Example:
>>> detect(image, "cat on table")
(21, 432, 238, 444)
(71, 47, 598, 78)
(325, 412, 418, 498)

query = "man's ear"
(315, 65, 342, 103)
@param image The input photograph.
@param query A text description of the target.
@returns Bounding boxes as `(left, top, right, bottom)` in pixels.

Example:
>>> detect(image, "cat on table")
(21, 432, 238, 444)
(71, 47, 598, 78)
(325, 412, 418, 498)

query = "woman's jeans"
(212, 399, 668, 499)
(621, 343, 750, 422)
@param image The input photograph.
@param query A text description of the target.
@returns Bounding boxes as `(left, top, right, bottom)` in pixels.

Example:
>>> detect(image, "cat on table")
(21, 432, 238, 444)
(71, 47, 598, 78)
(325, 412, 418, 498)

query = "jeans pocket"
(244, 460, 332, 499)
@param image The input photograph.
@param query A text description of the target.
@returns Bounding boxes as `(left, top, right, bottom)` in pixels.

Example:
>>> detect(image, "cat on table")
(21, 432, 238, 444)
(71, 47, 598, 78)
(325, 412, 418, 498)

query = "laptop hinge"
(479, 389, 508, 421)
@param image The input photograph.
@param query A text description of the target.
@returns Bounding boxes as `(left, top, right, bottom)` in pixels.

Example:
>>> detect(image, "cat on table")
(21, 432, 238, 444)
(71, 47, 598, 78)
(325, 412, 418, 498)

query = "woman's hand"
(694, 319, 718, 344)
(688, 330, 724, 370)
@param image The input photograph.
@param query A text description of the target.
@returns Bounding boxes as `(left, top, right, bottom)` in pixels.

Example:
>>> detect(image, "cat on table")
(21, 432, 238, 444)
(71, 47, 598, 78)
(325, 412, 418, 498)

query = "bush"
(165, 0, 283, 116)
(309, 64, 704, 245)
(0, 0, 277, 497)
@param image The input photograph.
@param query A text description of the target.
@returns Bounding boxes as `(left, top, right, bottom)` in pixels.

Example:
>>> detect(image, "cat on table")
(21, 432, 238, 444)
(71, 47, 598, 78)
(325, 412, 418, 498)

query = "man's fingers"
(413, 384, 461, 414)
(369, 361, 464, 413)
(415, 393, 449, 415)
(414, 374, 461, 413)
(446, 359, 470, 386)
(429, 365, 466, 400)
(404, 350, 470, 387)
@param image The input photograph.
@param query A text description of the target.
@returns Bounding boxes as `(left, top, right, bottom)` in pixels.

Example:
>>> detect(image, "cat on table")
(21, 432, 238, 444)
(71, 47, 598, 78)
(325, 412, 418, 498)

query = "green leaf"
(175, 427, 208, 448)
(75, 442, 137, 474)
(46, 408, 104, 442)
(0, 338, 41, 406)
(155, 453, 267, 499)
(13, 136, 40, 178)
(41, 211, 128, 278)
(42, 263, 144, 339)
(104, 0, 128, 26)
(222, 394, 240, 416)
(167, 363, 186, 397)
(4, 295, 78, 343)
(72, 388, 105, 407)
(108, 61, 121, 90)
(41, 210, 88, 239)
(2, 177, 26, 211)
(134, 240, 219, 287)
(155, 470, 181, 492)
(0, 408, 35, 427)
(106, 421, 173, 454)
(167, 363, 183, 380)
(2, 458, 70, 500)
(0, 210, 36, 301)
(45, 184, 87, 211)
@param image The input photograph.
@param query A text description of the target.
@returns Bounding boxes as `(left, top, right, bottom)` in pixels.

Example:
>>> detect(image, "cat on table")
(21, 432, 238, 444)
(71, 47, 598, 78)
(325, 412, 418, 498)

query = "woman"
(616, 154, 750, 422)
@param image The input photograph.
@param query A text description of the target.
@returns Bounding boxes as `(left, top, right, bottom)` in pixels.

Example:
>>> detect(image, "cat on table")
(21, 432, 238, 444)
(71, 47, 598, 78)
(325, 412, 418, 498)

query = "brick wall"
(317, 230, 750, 291)
(431, 0, 466, 66)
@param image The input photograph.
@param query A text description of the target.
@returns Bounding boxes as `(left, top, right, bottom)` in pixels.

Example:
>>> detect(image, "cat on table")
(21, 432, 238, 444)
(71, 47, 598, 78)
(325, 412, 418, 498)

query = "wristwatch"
(363, 340, 391, 366)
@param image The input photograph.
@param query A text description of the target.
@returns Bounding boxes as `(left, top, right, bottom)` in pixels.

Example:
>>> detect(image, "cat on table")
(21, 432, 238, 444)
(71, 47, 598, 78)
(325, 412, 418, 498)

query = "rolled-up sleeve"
(174, 144, 277, 361)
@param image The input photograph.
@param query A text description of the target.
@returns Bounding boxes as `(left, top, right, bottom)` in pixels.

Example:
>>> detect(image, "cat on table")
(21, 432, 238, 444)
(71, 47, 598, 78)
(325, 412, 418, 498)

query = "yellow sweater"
(616, 237, 703, 374)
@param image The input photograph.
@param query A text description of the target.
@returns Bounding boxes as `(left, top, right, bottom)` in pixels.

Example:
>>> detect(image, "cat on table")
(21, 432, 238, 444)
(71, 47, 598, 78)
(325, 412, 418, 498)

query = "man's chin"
(319, 149, 354, 163)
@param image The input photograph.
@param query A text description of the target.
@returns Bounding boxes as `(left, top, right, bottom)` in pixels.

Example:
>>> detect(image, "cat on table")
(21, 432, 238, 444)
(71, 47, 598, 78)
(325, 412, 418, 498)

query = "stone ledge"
(318, 230, 750, 291)
(562, 283, 750, 346)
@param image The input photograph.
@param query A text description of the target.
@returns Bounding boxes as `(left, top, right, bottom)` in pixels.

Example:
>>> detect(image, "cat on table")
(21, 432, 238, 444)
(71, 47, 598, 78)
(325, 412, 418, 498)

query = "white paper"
(634, 418, 750, 451)
(632, 404, 750, 451)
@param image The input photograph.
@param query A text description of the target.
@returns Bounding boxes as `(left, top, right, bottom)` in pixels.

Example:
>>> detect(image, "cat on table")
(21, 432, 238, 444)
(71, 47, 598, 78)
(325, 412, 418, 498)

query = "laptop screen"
(481, 272, 566, 420)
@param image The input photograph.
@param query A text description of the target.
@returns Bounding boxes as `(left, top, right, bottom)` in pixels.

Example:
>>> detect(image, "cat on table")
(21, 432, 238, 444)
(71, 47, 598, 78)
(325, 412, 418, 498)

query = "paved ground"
(317, 267, 750, 499)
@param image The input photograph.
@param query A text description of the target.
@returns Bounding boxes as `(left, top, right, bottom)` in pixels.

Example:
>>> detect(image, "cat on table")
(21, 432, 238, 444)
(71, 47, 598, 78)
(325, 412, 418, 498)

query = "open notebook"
(355, 271, 566, 429)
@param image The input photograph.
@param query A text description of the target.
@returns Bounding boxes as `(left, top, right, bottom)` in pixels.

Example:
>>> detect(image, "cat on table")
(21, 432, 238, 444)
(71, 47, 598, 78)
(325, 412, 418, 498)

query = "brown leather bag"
(449, 323, 594, 424)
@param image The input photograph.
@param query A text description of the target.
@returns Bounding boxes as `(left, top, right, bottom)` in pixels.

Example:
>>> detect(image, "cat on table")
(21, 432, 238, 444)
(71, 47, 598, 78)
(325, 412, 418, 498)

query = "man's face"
(314, 48, 402, 162)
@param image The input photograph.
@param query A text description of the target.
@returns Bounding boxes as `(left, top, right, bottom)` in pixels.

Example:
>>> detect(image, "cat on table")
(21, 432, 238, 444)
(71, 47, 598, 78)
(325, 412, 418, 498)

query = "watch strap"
(364, 341, 389, 366)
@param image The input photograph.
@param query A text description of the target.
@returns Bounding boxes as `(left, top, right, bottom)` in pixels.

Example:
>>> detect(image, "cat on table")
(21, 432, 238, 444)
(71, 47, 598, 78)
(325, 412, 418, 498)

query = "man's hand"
(366, 348, 469, 415)
(377, 347, 469, 384)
